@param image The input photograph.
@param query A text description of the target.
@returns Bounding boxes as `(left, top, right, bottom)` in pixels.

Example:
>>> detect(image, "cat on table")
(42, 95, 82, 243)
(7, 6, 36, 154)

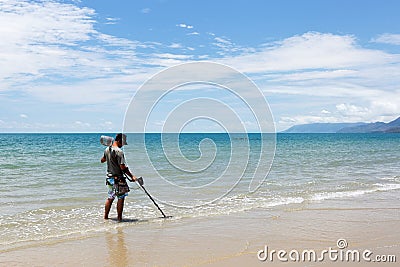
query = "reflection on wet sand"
(106, 227, 129, 267)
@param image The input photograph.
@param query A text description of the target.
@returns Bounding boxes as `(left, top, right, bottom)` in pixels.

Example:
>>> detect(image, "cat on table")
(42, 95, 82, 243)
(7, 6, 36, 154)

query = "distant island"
(282, 116, 400, 133)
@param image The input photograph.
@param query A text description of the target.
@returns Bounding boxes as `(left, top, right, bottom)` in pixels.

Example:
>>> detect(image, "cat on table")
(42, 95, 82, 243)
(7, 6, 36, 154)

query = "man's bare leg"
(104, 198, 114, 219)
(117, 198, 125, 221)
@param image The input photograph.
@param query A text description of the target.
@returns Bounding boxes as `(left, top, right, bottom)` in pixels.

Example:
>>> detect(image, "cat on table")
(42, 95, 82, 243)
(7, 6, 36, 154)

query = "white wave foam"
(373, 183, 400, 191)
(311, 183, 400, 202)
(380, 176, 400, 182)
(3, 182, 398, 251)
(264, 197, 305, 208)
(311, 190, 370, 201)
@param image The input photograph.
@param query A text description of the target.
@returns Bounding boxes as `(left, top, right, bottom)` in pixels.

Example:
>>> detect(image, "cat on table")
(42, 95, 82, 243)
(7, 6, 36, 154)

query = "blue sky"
(1, 0, 400, 132)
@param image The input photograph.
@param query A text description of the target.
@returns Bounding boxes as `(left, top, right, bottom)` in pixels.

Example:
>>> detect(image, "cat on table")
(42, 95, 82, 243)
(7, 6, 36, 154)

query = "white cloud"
(169, 43, 183, 49)
(177, 23, 193, 29)
(336, 103, 370, 117)
(0, 1, 117, 84)
(213, 32, 400, 128)
(20, 114, 28, 119)
(24, 73, 153, 105)
(153, 53, 193, 60)
(0, 0, 95, 82)
(221, 32, 394, 73)
(0, 0, 167, 89)
(0, 0, 176, 103)
(74, 121, 91, 127)
(269, 69, 358, 82)
(141, 8, 151, 14)
(279, 115, 343, 126)
(214, 37, 232, 45)
(100, 121, 115, 131)
(279, 100, 398, 131)
(212, 36, 247, 56)
(372, 33, 400, 45)
(0, 1, 95, 45)
(105, 17, 120, 25)
(371, 101, 398, 114)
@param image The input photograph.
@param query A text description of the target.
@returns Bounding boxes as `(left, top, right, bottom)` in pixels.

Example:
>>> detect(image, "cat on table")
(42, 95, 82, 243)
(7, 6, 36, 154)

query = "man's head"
(115, 133, 128, 147)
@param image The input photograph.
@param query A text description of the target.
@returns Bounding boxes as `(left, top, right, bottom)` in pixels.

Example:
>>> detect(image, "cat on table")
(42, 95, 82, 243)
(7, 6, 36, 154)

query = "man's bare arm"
(120, 164, 137, 181)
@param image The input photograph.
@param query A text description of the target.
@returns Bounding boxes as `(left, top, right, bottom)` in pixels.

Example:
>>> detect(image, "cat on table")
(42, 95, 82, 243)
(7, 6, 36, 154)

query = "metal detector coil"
(100, 135, 114, 146)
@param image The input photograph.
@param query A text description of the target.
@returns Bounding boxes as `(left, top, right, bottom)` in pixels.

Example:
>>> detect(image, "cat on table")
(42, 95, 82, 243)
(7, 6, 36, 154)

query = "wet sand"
(0, 190, 398, 267)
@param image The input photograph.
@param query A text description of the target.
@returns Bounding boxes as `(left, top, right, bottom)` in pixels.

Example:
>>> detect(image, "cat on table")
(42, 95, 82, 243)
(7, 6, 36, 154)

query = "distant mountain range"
(282, 116, 400, 133)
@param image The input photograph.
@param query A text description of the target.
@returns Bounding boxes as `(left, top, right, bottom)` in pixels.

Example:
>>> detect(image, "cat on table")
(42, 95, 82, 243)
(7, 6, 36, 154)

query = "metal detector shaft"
(140, 184, 167, 218)
(125, 175, 167, 218)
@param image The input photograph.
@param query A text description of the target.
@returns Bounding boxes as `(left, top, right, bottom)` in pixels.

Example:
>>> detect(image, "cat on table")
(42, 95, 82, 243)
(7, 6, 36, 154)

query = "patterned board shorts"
(106, 178, 128, 200)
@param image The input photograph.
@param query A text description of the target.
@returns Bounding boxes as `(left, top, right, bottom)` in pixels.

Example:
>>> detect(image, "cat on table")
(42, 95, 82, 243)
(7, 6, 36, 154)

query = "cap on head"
(115, 133, 128, 145)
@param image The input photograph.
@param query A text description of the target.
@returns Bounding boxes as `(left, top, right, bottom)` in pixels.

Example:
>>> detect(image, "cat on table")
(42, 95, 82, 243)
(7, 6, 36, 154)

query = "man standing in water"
(101, 133, 141, 221)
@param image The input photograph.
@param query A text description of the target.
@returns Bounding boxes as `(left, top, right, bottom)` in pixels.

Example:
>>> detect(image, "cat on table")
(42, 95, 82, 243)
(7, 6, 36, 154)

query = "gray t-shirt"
(103, 146, 126, 177)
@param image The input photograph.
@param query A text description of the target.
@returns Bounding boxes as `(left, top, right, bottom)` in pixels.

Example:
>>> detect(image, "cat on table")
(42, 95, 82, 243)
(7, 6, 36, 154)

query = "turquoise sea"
(1, 133, 399, 252)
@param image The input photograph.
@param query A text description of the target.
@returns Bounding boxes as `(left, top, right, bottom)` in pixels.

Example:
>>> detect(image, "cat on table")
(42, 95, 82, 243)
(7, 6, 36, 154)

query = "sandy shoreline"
(1, 190, 399, 267)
